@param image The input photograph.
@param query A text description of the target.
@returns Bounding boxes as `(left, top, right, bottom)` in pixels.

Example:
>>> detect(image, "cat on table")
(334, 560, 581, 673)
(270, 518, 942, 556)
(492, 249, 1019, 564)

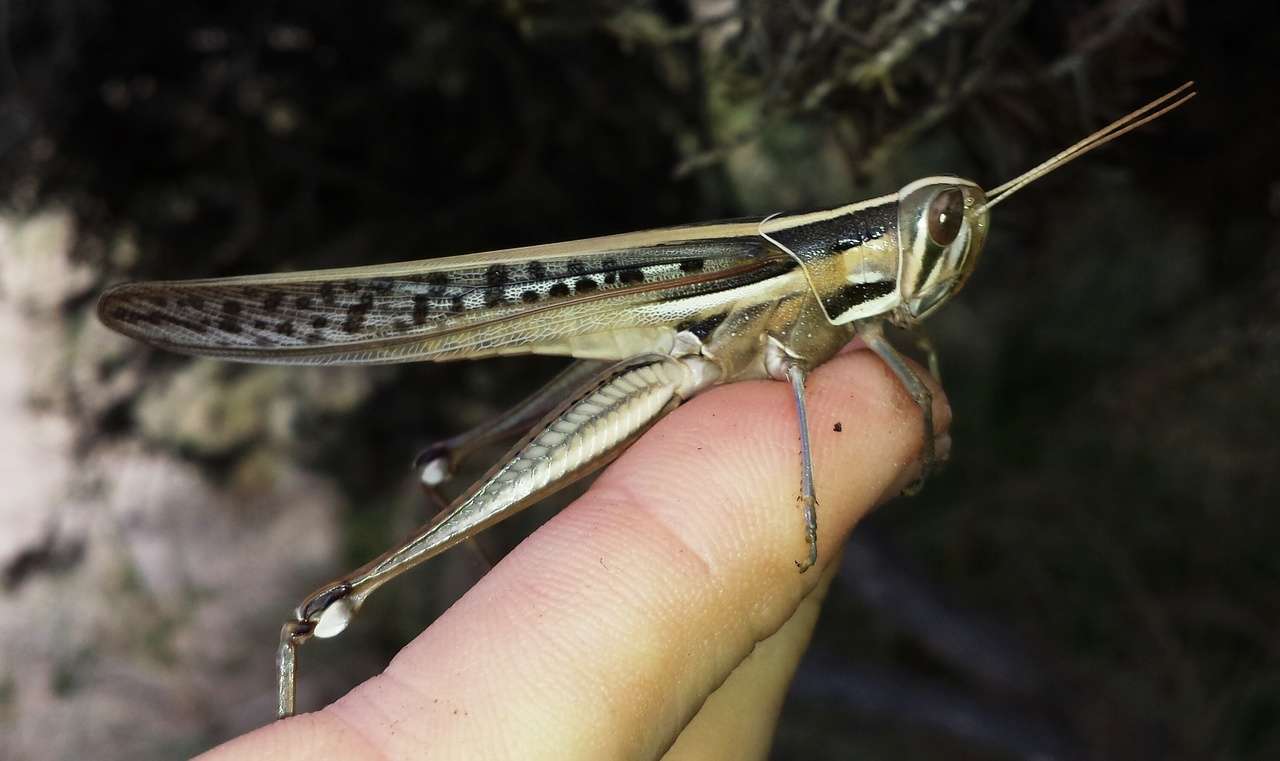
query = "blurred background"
(1, 1, 1276, 759)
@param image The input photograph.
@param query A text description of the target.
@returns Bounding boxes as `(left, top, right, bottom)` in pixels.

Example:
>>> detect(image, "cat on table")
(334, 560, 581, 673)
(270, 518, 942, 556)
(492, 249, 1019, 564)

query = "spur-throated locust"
(98, 82, 1195, 717)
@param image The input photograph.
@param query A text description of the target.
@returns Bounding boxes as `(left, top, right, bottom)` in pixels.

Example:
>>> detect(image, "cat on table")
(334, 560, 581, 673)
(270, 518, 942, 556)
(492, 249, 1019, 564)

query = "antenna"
(983, 82, 1196, 211)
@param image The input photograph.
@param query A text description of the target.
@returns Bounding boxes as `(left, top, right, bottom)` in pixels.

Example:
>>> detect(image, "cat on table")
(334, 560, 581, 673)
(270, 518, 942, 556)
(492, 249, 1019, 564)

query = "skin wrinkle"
(583, 419, 809, 665)
(545, 507, 725, 755)
(378, 584, 523, 761)
(200, 348, 949, 761)
(586, 480, 720, 579)
(590, 394, 794, 576)
(469, 410, 774, 759)
(336, 664, 433, 751)
(663, 559, 842, 761)
(442, 507, 697, 759)
(324, 700, 397, 761)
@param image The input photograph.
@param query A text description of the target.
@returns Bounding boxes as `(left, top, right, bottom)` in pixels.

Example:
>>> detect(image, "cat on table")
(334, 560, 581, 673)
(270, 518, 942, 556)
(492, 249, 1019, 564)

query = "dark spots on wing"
(526, 260, 546, 280)
(168, 315, 207, 333)
(449, 295, 465, 313)
(413, 294, 430, 325)
(619, 269, 645, 285)
(679, 259, 705, 273)
(144, 293, 170, 309)
(574, 278, 598, 294)
(485, 264, 510, 287)
(219, 300, 242, 333)
(675, 312, 727, 340)
(253, 319, 268, 330)
(521, 290, 540, 304)
(566, 259, 587, 275)
(130, 309, 161, 325)
(549, 282, 571, 298)
(343, 295, 372, 333)
(602, 273, 616, 285)
(278, 320, 295, 337)
(181, 295, 205, 311)
(296, 295, 313, 310)
(425, 272, 451, 296)
(319, 282, 337, 305)
(311, 316, 329, 330)
(306, 331, 324, 343)
(484, 267, 510, 306)
(263, 292, 284, 312)
(825, 280, 896, 317)
(392, 319, 409, 332)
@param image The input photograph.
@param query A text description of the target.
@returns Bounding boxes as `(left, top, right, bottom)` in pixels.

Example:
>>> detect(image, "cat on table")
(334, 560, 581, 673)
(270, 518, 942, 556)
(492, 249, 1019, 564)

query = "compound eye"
(927, 188, 965, 247)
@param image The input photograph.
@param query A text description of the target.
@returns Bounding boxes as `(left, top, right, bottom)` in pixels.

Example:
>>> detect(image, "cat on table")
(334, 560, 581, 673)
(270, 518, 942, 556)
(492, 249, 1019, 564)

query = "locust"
(97, 82, 1195, 718)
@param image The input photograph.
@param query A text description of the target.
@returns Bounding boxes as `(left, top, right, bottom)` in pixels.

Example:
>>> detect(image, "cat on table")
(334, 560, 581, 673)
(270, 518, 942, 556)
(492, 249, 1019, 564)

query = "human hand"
(200, 347, 949, 761)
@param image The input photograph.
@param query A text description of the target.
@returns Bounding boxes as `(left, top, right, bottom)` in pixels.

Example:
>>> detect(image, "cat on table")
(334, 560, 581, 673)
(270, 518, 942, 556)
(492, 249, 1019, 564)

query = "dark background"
(1, 1, 1276, 759)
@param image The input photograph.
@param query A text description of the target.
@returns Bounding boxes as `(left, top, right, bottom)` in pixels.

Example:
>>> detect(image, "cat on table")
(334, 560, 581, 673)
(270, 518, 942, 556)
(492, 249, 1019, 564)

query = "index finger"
(201, 347, 949, 760)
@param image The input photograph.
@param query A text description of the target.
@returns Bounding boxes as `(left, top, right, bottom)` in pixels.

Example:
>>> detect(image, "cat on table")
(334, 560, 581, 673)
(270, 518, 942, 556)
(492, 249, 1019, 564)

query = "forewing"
(99, 220, 795, 364)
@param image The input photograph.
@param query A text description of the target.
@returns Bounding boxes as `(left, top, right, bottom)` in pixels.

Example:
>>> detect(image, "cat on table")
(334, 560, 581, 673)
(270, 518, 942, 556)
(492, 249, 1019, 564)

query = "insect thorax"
(758, 194, 902, 326)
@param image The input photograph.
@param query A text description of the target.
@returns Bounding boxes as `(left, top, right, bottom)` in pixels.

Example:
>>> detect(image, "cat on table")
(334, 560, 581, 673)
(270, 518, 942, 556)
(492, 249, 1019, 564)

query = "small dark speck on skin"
(833, 422, 843, 432)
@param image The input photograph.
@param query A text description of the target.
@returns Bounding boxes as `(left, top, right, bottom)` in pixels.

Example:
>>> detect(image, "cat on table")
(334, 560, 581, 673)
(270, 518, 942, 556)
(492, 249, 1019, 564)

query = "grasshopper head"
(895, 177, 989, 323)
(890, 84, 1197, 325)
